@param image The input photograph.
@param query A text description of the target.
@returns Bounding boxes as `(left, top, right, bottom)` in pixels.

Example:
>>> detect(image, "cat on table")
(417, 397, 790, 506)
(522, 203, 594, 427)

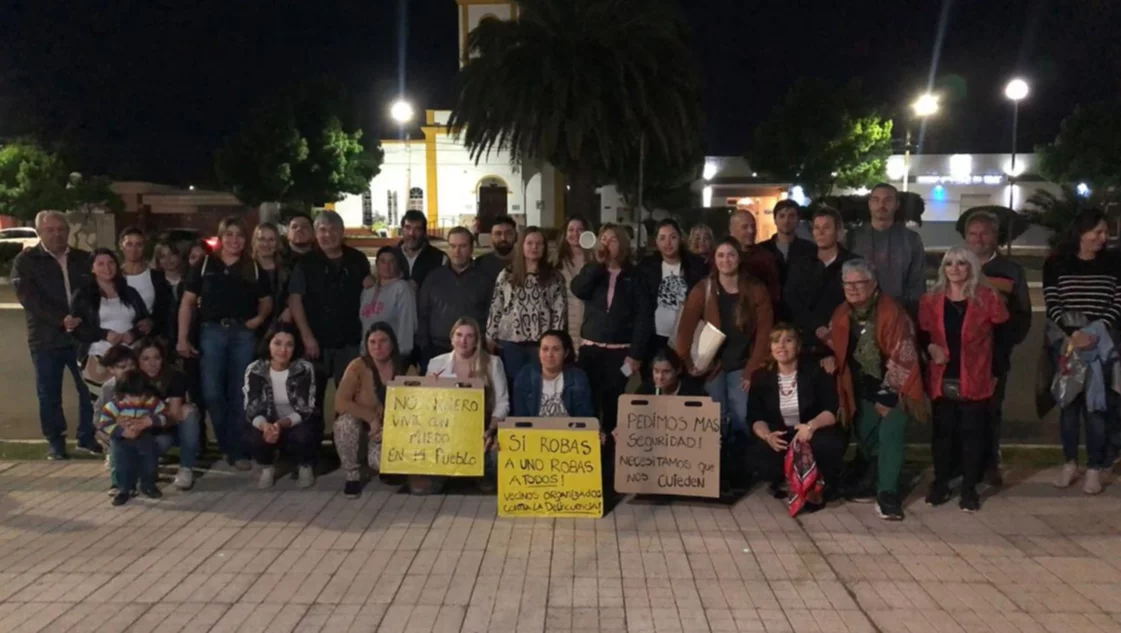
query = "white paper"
(691, 321, 726, 373)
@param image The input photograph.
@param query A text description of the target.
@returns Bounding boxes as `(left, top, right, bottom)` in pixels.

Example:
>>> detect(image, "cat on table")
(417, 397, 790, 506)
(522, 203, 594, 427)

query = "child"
(98, 369, 167, 506)
(94, 345, 138, 497)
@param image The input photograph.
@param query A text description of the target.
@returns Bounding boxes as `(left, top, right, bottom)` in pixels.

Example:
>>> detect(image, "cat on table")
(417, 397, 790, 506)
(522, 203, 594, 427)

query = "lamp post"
(390, 99, 415, 224)
(902, 93, 940, 193)
(1003, 79, 1029, 210)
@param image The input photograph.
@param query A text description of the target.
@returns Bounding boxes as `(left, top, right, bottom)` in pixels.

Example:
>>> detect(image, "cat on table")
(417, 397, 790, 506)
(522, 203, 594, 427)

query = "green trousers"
(854, 399, 908, 494)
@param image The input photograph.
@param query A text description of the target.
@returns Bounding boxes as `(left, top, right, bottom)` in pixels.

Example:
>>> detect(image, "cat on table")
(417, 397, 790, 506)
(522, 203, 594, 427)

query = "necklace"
(779, 373, 797, 397)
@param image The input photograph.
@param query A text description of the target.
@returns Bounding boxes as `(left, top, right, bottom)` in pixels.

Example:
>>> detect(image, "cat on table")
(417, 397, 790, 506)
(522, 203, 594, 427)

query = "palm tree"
(448, 0, 704, 220)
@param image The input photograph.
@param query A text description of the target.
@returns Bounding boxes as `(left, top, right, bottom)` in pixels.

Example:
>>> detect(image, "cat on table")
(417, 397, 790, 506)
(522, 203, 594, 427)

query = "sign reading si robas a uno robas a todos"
(380, 377, 486, 477)
(498, 418, 603, 518)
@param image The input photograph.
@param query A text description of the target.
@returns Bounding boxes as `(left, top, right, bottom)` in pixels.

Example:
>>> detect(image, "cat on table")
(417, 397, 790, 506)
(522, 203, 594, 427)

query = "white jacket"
(426, 352, 510, 420)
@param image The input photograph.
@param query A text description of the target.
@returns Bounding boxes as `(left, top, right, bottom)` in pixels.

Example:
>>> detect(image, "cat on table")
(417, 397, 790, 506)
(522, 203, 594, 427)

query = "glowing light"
(1004, 78, 1029, 102)
(789, 186, 807, 206)
(911, 93, 940, 117)
(751, 172, 758, 177)
(854, 186, 871, 196)
(1077, 182, 1091, 197)
(886, 156, 906, 181)
(1002, 161, 1024, 177)
(390, 100, 415, 124)
(702, 160, 718, 181)
(932, 185, 947, 202)
(948, 154, 973, 180)
(702, 185, 713, 208)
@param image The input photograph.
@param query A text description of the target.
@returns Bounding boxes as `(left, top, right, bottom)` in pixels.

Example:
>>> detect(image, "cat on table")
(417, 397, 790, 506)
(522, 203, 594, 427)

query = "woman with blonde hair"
(555, 215, 593, 348)
(487, 226, 567, 391)
(252, 222, 290, 332)
(422, 317, 509, 494)
(918, 246, 1008, 511)
(687, 224, 715, 266)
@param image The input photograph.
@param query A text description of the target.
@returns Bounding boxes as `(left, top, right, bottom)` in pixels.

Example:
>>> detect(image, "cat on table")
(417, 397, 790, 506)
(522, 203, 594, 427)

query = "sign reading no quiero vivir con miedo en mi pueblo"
(614, 395, 722, 498)
(380, 377, 486, 477)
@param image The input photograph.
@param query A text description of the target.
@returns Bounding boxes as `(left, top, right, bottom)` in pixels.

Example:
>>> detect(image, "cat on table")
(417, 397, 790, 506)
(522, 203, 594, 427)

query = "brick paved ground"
(1, 461, 1120, 633)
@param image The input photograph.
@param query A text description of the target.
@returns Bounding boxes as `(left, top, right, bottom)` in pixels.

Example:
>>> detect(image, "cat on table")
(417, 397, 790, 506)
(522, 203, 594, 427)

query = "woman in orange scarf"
(822, 259, 925, 521)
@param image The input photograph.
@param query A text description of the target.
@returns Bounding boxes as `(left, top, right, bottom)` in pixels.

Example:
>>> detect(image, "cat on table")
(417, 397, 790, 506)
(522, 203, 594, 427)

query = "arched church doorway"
(476, 175, 509, 233)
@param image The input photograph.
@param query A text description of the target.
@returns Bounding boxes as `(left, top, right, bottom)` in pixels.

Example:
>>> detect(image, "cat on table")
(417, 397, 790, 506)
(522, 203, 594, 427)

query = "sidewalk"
(1, 461, 1119, 632)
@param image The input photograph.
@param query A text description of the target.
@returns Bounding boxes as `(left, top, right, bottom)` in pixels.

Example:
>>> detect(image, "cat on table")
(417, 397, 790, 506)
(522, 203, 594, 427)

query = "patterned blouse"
(486, 269, 568, 343)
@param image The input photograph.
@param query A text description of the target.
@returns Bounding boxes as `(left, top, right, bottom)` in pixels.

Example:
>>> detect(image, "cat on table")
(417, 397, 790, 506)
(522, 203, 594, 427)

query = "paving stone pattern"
(1, 461, 1121, 632)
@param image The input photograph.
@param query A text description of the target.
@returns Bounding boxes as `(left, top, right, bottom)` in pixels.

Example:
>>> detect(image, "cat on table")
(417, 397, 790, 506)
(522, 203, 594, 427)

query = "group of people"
(13, 182, 1118, 519)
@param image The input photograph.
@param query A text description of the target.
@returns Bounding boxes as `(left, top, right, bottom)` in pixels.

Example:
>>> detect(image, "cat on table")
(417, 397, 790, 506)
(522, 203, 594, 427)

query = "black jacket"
(476, 252, 513, 286)
(393, 240, 447, 289)
(291, 246, 370, 349)
(760, 235, 817, 280)
(570, 262, 653, 360)
(636, 252, 708, 308)
(747, 363, 838, 433)
(141, 268, 173, 340)
(70, 281, 152, 356)
(12, 245, 93, 351)
(783, 247, 859, 355)
(416, 261, 493, 352)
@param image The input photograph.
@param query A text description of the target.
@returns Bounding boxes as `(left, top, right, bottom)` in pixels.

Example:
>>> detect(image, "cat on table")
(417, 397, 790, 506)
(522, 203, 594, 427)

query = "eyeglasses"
(842, 280, 872, 289)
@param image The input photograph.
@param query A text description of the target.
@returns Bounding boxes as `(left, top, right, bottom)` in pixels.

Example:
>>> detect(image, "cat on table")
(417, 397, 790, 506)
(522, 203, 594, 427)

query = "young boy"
(98, 369, 167, 506)
(95, 345, 139, 497)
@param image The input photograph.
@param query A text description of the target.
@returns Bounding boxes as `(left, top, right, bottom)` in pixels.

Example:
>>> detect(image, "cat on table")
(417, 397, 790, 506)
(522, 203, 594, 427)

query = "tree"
(448, 0, 704, 220)
(955, 206, 1030, 245)
(216, 82, 383, 210)
(1024, 186, 1121, 237)
(747, 79, 894, 200)
(1038, 101, 1121, 190)
(0, 140, 123, 221)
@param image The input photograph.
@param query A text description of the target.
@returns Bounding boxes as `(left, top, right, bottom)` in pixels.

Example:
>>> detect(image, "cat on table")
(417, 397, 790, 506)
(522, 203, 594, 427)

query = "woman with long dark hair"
(487, 226, 567, 390)
(360, 247, 417, 359)
(638, 218, 706, 383)
(334, 322, 403, 498)
(555, 215, 593, 349)
(135, 337, 202, 490)
(1042, 208, 1121, 494)
(71, 248, 152, 383)
(253, 222, 290, 332)
(177, 216, 273, 470)
(512, 329, 594, 417)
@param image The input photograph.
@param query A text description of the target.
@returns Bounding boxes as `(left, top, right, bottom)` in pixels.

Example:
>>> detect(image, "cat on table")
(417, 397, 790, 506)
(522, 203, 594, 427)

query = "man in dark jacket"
(784, 207, 859, 360)
(760, 200, 817, 287)
(416, 227, 492, 372)
(393, 210, 447, 289)
(288, 211, 372, 413)
(963, 210, 1031, 484)
(475, 214, 517, 284)
(12, 210, 98, 459)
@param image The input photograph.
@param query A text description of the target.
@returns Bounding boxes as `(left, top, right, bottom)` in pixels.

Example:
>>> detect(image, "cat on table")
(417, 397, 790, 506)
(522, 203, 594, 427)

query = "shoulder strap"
(201, 255, 209, 276)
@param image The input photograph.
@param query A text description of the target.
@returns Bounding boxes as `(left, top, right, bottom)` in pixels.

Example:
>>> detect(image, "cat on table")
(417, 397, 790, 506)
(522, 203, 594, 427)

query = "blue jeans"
(112, 434, 157, 492)
(705, 369, 749, 437)
(153, 408, 202, 470)
(1060, 394, 1108, 469)
(31, 346, 94, 451)
(199, 322, 257, 461)
(499, 341, 538, 393)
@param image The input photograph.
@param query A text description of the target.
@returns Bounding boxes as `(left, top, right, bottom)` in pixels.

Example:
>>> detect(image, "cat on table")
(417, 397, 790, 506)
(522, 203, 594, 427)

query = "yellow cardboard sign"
(497, 418, 603, 518)
(380, 378, 485, 476)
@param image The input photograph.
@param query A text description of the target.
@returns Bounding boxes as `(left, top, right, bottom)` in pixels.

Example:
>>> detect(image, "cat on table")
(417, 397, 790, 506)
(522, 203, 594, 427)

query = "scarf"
(784, 441, 822, 517)
(850, 293, 881, 380)
(830, 292, 926, 424)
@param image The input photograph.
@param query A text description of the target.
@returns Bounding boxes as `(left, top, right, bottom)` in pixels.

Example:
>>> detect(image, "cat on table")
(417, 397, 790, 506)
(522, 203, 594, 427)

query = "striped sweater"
(1042, 252, 1121, 332)
(98, 396, 167, 439)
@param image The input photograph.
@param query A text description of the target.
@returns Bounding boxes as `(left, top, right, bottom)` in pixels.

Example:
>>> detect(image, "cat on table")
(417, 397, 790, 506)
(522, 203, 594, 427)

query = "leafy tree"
(747, 79, 894, 200)
(0, 140, 122, 221)
(1024, 186, 1121, 237)
(448, 0, 704, 220)
(955, 206, 1030, 245)
(216, 82, 383, 210)
(1038, 101, 1121, 189)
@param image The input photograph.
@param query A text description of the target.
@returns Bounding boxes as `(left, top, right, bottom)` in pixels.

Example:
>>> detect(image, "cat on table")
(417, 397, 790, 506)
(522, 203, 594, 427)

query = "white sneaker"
(298, 465, 315, 489)
(173, 468, 194, 490)
(1083, 468, 1103, 495)
(258, 466, 276, 489)
(1054, 462, 1079, 488)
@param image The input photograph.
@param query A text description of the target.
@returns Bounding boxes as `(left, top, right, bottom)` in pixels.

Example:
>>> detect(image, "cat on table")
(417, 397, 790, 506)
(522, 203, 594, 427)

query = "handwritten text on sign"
(381, 384, 485, 476)
(615, 396, 721, 498)
(498, 418, 602, 518)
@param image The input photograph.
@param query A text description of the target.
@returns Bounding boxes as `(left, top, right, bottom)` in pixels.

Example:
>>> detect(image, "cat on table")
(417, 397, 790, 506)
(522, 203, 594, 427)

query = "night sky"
(0, 0, 1116, 186)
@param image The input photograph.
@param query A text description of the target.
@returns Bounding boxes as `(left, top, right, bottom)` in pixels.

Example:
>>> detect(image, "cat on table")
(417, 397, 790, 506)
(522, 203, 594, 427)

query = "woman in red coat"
(918, 246, 1009, 512)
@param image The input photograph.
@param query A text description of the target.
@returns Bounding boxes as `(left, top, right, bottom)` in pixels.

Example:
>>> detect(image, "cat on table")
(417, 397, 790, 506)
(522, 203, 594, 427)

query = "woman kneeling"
(747, 324, 845, 514)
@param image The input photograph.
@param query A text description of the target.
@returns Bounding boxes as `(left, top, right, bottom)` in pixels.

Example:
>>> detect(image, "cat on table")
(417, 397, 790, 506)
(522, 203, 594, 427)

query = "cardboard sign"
(614, 395, 721, 498)
(380, 377, 486, 477)
(498, 418, 603, 518)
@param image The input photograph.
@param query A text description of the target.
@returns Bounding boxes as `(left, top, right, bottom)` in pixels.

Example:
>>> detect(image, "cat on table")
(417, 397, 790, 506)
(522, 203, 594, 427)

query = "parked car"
(0, 227, 40, 249)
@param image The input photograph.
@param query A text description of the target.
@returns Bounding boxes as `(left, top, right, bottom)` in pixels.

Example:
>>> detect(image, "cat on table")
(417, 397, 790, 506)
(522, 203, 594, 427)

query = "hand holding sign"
(380, 377, 486, 477)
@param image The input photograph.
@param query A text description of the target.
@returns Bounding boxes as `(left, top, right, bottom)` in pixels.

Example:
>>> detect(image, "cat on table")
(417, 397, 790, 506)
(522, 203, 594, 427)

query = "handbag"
(940, 378, 963, 401)
(81, 354, 111, 386)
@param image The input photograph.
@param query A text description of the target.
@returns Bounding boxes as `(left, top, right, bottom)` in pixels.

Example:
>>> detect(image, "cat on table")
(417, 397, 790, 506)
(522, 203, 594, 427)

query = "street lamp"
(901, 93, 940, 192)
(390, 99, 415, 224)
(1004, 79, 1029, 210)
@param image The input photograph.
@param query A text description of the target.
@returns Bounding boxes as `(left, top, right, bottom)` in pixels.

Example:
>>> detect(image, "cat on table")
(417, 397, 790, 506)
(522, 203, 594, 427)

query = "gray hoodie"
(359, 279, 417, 356)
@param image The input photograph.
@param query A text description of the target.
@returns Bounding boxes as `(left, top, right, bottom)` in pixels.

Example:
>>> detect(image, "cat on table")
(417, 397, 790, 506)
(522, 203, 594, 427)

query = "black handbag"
(941, 378, 963, 401)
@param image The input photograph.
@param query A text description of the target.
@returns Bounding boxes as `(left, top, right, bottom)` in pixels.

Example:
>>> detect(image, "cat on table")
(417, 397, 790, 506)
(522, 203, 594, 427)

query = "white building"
(337, 0, 566, 234)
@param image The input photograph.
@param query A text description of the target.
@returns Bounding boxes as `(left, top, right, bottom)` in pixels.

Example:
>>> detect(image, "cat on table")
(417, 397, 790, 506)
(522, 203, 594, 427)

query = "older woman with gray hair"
(918, 247, 1008, 512)
(822, 258, 925, 521)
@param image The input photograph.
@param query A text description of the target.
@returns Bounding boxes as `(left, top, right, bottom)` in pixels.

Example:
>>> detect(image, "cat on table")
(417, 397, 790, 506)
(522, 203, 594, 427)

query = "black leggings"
(932, 398, 990, 490)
